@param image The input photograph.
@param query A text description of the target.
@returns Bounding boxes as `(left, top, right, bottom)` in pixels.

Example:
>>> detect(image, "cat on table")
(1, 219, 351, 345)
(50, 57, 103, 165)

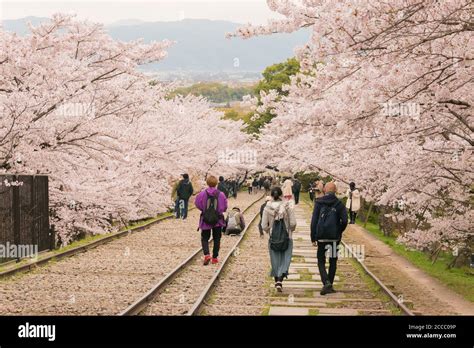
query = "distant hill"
(1, 17, 309, 73)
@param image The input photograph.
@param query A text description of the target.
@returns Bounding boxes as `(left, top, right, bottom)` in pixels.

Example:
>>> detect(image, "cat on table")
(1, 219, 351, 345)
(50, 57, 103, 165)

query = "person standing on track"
(195, 175, 228, 265)
(262, 187, 296, 292)
(263, 178, 271, 193)
(218, 176, 229, 198)
(310, 182, 348, 295)
(252, 178, 259, 194)
(175, 173, 193, 219)
(247, 177, 253, 194)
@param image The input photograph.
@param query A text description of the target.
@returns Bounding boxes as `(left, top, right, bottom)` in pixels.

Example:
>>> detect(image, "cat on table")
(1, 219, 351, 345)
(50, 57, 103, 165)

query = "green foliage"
(359, 219, 474, 302)
(246, 58, 301, 134)
(245, 111, 274, 134)
(294, 171, 332, 191)
(255, 57, 300, 96)
(169, 82, 255, 104)
(221, 108, 254, 124)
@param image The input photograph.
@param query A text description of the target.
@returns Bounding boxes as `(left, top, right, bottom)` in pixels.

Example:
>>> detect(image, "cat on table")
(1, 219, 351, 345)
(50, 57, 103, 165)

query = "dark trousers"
(175, 198, 189, 218)
(293, 191, 300, 204)
(317, 241, 340, 285)
(201, 227, 222, 258)
(349, 211, 357, 224)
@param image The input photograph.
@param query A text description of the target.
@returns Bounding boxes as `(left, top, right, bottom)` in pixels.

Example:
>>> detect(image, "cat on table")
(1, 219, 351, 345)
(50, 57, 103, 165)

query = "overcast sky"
(0, 0, 281, 24)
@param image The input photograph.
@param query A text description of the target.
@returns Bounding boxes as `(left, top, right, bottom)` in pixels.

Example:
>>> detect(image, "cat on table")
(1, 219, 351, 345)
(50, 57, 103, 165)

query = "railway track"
(301, 199, 415, 316)
(192, 199, 416, 316)
(0, 212, 178, 279)
(120, 194, 264, 316)
(0, 193, 264, 315)
(1, 192, 413, 316)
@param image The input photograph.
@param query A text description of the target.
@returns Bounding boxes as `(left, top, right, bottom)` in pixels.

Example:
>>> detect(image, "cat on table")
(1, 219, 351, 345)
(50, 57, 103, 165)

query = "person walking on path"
(292, 178, 301, 204)
(262, 187, 297, 292)
(346, 182, 361, 224)
(195, 175, 228, 265)
(310, 182, 348, 295)
(231, 179, 238, 199)
(282, 178, 293, 201)
(175, 173, 193, 219)
(252, 178, 259, 194)
(308, 182, 316, 202)
(218, 176, 229, 198)
(258, 196, 271, 237)
(246, 177, 253, 194)
(263, 178, 271, 193)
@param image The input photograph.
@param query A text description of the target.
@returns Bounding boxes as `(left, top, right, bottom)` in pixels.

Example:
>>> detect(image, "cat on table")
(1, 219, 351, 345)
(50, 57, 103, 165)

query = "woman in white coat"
(281, 178, 293, 201)
(261, 187, 297, 292)
(346, 182, 361, 224)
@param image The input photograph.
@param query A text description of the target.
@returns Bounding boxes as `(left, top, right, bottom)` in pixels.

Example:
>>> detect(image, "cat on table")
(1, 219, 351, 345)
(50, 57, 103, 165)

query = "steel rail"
(303, 199, 415, 316)
(119, 193, 265, 316)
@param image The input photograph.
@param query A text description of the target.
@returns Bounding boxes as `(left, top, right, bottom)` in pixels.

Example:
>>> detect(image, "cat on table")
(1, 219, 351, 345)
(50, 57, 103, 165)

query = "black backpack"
(202, 190, 220, 226)
(316, 201, 340, 240)
(269, 207, 290, 252)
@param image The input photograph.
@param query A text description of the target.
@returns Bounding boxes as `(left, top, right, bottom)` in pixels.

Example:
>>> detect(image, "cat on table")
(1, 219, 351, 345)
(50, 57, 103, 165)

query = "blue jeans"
(175, 198, 189, 219)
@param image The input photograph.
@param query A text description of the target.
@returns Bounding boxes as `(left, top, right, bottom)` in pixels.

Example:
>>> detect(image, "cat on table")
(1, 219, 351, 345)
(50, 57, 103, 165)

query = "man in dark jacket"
(175, 173, 194, 219)
(292, 178, 301, 204)
(231, 179, 238, 198)
(310, 182, 348, 295)
(218, 176, 229, 198)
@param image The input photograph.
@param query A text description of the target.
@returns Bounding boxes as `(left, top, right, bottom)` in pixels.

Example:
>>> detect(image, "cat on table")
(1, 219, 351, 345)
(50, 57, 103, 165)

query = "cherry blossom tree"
(231, 0, 473, 260)
(1, 14, 248, 245)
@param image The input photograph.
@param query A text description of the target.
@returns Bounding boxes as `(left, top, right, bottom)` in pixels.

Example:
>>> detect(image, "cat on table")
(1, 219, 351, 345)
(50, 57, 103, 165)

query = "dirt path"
(344, 224, 474, 315)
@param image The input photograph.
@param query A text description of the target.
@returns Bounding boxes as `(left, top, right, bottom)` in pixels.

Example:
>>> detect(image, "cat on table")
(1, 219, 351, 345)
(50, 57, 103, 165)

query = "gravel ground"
(141, 194, 264, 315)
(198, 202, 271, 316)
(0, 191, 263, 315)
(198, 200, 398, 316)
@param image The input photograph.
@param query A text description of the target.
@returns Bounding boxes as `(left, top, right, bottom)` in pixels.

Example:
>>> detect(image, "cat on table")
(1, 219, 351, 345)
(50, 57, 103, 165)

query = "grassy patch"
(325, 301, 342, 308)
(357, 219, 474, 303)
(297, 268, 313, 281)
(308, 308, 319, 316)
(302, 192, 473, 303)
(292, 255, 305, 263)
(348, 258, 402, 315)
(261, 305, 271, 316)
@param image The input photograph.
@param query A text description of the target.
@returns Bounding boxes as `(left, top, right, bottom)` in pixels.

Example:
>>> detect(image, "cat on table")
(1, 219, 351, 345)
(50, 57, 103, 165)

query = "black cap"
(182, 173, 189, 180)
